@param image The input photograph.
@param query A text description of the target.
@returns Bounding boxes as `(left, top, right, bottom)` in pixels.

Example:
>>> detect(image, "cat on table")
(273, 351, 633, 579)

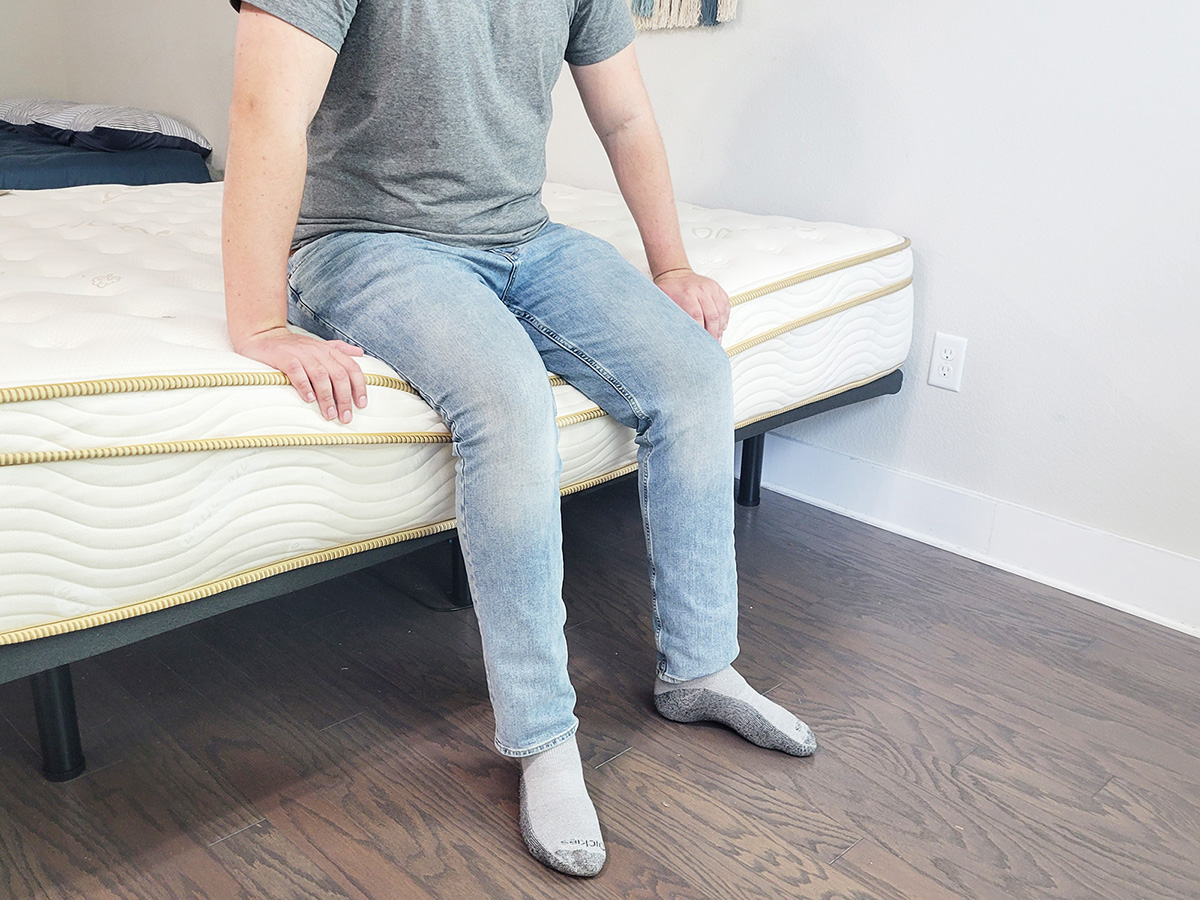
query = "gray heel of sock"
(654, 687, 708, 723)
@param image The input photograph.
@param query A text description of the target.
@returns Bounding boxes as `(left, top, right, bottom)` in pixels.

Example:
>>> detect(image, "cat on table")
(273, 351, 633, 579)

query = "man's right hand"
(236, 326, 367, 424)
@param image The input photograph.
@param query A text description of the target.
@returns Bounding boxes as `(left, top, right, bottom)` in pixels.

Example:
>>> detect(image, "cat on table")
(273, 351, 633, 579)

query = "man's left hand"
(653, 269, 730, 341)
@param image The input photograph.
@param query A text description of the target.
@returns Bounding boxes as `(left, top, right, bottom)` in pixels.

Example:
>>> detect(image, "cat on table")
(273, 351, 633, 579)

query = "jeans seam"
(642, 453, 666, 675)
(495, 721, 578, 758)
(492, 250, 520, 305)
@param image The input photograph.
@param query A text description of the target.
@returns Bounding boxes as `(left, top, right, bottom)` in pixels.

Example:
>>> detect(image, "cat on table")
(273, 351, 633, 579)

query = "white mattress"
(0, 182, 913, 643)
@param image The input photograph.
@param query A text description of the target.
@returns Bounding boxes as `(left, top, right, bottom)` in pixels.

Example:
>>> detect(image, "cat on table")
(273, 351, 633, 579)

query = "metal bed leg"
(30, 665, 86, 782)
(737, 433, 766, 507)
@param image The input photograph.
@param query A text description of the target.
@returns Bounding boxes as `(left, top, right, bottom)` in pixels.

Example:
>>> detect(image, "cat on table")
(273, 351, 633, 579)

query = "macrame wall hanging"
(630, 0, 739, 30)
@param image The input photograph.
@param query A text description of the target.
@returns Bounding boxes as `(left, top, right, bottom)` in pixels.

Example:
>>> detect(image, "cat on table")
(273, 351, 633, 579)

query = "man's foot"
(518, 735, 606, 877)
(654, 666, 817, 756)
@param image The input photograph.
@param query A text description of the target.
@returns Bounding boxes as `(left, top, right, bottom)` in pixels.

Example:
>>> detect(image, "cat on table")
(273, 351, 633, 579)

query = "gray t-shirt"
(231, 0, 636, 249)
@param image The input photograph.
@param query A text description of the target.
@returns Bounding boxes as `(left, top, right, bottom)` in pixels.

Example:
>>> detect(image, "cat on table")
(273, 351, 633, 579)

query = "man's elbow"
(228, 88, 309, 146)
(596, 108, 652, 150)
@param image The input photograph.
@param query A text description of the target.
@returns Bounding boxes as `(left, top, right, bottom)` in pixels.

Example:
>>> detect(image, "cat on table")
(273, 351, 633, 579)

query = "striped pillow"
(0, 99, 212, 158)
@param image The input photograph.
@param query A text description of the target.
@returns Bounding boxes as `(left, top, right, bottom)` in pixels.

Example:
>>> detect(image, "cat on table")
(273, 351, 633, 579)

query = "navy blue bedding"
(0, 126, 211, 190)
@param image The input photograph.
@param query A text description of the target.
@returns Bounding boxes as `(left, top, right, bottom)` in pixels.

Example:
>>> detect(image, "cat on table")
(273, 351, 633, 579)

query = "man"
(223, 0, 815, 878)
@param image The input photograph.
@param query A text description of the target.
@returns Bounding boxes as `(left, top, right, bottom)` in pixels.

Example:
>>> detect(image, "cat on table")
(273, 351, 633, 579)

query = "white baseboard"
(752, 434, 1200, 639)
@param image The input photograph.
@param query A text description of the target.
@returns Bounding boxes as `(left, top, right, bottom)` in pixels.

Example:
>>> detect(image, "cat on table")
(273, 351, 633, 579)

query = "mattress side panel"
(1, 182, 913, 642)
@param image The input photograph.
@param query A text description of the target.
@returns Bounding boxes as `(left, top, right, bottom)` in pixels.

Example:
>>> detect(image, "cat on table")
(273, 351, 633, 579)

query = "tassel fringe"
(631, 0, 737, 30)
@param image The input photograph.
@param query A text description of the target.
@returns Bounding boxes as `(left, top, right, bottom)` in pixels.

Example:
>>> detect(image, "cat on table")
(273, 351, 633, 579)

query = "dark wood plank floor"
(2, 481, 1198, 899)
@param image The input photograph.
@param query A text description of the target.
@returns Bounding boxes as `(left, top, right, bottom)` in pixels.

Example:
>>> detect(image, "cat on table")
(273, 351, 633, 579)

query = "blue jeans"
(287, 223, 740, 757)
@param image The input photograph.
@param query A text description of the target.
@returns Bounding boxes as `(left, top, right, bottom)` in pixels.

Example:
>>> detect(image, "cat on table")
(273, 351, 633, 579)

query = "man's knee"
(450, 363, 560, 465)
(651, 330, 733, 425)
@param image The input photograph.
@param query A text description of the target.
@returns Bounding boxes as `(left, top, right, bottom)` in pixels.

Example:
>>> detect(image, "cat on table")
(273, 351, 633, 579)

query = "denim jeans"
(286, 222, 740, 757)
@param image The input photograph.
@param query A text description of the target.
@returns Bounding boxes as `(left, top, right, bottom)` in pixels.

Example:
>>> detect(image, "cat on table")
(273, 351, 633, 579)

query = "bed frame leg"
(737, 434, 765, 507)
(30, 665, 87, 782)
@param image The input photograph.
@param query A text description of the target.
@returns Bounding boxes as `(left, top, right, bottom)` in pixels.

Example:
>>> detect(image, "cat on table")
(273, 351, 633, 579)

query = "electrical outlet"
(927, 332, 968, 391)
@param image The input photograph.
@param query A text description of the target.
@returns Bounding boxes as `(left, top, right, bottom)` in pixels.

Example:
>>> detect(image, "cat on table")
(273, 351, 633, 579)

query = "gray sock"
(518, 735, 606, 877)
(654, 666, 817, 757)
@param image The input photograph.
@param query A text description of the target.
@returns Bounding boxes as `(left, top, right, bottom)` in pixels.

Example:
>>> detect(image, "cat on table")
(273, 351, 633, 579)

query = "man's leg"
(287, 231, 605, 876)
(504, 223, 816, 757)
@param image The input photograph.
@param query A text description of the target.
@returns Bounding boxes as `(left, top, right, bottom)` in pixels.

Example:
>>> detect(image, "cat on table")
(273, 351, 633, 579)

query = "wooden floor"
(2, 481, 1198, 899)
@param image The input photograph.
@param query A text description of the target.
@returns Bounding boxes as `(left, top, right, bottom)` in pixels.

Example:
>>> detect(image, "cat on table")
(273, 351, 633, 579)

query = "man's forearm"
(221, 102, 308, 351)
(572, 46, 729, 337)
(598, 114, 691, 278)
(219, 6, 365, 423)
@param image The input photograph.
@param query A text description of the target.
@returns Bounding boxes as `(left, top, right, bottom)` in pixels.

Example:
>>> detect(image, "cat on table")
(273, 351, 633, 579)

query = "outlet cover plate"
(928, 332, 968, 391)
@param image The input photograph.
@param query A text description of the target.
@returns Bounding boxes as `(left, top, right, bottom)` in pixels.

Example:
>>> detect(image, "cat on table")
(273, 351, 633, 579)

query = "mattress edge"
(0, 369, 905, 647)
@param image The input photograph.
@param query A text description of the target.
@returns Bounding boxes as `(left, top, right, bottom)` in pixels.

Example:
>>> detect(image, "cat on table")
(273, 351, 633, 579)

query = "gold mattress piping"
(0, 432, 451, 469)
(0, 404, 614, 469)
(0, 372, 417, 406)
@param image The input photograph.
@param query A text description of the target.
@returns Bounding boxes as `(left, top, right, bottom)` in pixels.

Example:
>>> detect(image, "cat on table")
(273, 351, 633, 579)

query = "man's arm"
(570, 45, 730, 340)
(223, 4, 366, 423)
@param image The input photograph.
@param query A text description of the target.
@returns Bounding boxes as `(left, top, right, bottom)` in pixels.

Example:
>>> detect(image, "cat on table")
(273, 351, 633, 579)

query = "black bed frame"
(1, 370, 902, 781)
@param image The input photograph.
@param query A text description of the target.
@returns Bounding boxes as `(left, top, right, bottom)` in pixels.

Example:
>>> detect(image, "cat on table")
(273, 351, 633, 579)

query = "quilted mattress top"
(0, 182, 906, 395)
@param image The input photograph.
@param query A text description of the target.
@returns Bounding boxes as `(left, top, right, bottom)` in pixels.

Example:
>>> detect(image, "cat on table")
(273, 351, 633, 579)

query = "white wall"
(1, 0, 68, 99)
(50, 0, 237, 169)
(549, 1, 1200, 569)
